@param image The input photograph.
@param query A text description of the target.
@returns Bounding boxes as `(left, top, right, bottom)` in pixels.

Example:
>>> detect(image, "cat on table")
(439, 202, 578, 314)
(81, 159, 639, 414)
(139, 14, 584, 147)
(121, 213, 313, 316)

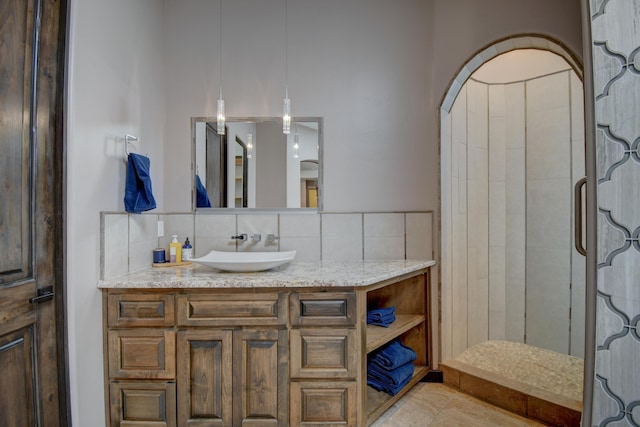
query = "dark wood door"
(0, 0, 67, 425)
(233, 329, 288, 427)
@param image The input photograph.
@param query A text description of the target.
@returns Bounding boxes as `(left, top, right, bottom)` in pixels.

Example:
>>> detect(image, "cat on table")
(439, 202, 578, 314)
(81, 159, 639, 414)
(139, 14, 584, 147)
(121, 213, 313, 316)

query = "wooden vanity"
(100, 260, 434, 426)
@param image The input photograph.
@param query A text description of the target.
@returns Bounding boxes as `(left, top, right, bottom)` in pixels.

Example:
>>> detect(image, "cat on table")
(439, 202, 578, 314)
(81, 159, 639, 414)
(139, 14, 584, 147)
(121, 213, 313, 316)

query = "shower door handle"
(574, 177, 587, 256)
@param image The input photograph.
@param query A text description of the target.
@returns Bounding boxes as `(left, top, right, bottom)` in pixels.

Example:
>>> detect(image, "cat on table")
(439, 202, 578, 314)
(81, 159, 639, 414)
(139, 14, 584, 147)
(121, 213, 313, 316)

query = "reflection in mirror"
(193, 117, 322, 210)
(233, 136, 248, 207)
(300, 160, 319, 208)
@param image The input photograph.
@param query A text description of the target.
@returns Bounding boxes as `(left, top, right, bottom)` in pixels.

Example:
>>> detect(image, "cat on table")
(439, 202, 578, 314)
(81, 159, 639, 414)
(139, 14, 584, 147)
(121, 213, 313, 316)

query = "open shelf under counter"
(366, 314, 425, 354)
(366, 364, 429, 424)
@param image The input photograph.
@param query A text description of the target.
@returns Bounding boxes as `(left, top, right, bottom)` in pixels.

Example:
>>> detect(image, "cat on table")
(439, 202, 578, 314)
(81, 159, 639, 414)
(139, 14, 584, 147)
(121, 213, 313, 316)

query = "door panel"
(0, 0, 34, 285)
(0, 328, 37, 427)
(177, 330, 233, 427)
(233, 329, 288, 427)
(0, 0, 67, 424)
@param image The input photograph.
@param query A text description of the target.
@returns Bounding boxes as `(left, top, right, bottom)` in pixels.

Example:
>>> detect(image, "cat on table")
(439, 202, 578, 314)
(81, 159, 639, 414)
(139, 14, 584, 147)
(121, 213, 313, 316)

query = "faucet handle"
(231, 234, 248, 241)
(250, 233, 262, 242)
(266, 234, 280, 244)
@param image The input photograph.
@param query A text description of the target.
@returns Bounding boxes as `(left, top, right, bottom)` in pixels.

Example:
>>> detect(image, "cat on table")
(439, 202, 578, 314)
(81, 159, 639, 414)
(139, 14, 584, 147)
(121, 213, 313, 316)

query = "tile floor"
(370, 382, 546, 427)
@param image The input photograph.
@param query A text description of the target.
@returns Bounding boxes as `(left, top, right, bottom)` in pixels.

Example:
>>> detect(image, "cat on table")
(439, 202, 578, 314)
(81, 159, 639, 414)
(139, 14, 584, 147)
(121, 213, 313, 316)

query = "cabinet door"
(110, 381, 176, 427)
(290, 381, 357, 426)
(177, 330, 232, 427)
(290, 329, 357, 379)
(233, 329, 288, 427)
(109, 330, 176, 380)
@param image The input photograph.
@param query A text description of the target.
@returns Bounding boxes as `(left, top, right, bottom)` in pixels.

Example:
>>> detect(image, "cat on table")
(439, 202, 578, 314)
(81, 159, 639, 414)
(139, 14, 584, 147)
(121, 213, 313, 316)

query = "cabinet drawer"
(108, 330, 176, 380)
(290, 381, 357, 426)
(110, 381, 176, 427)
(108, 293, 175, 328)
(290, 292, 356, 326)
(177, 293, 287, 326)
(290, 329, 357, 379)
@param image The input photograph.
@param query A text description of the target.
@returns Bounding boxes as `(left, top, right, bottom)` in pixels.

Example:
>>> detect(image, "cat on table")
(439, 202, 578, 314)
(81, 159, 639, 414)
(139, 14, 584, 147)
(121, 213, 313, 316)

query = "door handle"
(574, 177, 587, 256)
(30, 286, 54, 304)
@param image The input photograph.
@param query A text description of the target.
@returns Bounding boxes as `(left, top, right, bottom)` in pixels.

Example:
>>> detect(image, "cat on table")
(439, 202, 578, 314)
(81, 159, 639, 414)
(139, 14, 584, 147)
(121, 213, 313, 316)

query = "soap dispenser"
(182, 237, 193, 261)
(169, 235, 182, 263)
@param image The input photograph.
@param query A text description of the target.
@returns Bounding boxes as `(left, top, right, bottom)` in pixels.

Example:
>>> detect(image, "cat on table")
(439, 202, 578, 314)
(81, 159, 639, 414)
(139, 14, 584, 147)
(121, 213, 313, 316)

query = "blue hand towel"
(124, 153, 157, 214)
(370, 340, 417, 371)
(367, 360, 415, 396)
(195, 174, 212, 208)
(367, 306, 396, 327)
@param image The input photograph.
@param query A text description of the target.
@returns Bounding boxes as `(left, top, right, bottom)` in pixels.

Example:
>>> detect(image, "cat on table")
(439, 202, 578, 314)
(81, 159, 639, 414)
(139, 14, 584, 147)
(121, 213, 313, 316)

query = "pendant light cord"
(285, 0, 288, 87)
(219, 0, 223, 93)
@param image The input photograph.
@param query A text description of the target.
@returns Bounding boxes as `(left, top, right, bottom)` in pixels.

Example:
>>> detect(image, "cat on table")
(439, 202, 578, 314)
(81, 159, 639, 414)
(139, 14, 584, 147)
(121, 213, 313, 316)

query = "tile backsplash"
(101, 211, 434, 280)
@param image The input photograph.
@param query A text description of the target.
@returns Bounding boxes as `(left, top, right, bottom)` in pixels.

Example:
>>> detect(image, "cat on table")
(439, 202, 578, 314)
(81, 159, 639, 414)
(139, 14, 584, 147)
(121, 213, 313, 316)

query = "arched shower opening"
(439, 36, 586, 421)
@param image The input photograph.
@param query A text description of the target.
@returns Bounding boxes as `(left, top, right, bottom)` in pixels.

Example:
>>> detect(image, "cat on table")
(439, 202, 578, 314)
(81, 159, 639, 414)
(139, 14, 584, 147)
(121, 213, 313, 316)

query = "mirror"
(193, 117, 322, 210)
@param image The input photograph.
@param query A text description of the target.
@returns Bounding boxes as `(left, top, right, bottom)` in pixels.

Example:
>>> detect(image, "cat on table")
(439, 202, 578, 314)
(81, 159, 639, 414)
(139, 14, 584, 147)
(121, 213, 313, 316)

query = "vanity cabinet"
(102, 265, 431, 427)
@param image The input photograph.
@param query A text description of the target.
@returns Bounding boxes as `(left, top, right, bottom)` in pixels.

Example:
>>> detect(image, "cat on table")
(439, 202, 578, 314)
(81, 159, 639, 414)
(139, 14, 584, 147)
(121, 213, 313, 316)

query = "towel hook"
(124, 134, 139, 162)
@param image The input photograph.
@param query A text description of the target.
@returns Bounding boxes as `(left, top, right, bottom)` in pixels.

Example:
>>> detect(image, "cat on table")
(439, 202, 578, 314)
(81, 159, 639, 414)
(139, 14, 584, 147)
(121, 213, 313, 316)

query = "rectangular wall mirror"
(192, 117, 323, 211)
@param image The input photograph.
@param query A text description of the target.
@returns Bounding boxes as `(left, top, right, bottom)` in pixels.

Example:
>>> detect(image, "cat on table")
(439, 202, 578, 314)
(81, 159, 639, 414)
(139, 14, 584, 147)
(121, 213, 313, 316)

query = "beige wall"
(66, 1, 584, 425)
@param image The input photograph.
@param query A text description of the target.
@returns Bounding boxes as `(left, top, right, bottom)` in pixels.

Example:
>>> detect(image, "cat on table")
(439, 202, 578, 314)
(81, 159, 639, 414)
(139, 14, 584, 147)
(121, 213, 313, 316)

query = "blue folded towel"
(369, 340, 417, 371)
(367, 306, 396, 327)
(124, 153, 156, 214)
(195, 174, 212, 208)
(367, 360, 415, 396)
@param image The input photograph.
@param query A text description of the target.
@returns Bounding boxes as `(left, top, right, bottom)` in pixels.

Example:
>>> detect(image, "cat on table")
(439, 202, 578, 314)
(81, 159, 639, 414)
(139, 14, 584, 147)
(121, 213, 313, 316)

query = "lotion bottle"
(182, 237, 193, 261)
(169, 235, 182, 263)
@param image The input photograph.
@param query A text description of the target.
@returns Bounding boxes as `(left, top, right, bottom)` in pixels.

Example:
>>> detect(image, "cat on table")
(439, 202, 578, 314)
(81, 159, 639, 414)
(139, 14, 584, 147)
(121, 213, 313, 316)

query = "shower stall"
(440, 49, 586, 361)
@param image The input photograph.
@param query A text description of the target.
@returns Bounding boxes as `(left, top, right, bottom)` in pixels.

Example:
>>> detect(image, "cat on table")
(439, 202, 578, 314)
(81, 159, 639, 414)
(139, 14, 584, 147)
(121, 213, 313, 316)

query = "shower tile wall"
(525, 72, 572, 354)
(589, 0, 640, 423)
(466, 80, 490, 349)
(504, 82, 526, 344)
(450, 84, 469, 357)
(444, 69, 584, 359)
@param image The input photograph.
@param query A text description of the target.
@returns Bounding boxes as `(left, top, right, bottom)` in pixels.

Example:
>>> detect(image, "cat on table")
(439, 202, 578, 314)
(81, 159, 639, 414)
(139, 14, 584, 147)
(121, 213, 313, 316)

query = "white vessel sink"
(191, 250, 296, 272)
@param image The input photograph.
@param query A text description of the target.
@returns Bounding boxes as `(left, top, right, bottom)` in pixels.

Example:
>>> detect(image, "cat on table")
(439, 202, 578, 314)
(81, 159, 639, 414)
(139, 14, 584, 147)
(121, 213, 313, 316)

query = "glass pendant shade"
(293, 132, 299, 158)
(247, 133, 253, 159)
(217, 92, 225, 135)
(283, 98, 291, 134)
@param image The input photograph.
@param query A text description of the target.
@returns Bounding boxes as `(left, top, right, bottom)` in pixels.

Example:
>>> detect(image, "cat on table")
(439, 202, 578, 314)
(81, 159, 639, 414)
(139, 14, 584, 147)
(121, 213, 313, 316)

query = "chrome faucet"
(250, 233, 262, 242)
(231, 234, 248, 241)
(266, 234, 280, 244)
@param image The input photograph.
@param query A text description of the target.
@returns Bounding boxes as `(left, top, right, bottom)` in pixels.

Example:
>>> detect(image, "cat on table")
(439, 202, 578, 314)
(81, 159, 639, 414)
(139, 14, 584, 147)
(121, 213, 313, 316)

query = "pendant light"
(282, 0, 291, 134)
(247, 133, 254, 159)
(293, 125, 299, 158)
(217, 0, 225, 135)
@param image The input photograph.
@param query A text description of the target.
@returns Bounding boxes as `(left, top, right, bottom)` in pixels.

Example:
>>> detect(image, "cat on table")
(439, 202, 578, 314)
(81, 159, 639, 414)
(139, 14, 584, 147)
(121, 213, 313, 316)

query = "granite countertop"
(98, 259, 436, 289)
